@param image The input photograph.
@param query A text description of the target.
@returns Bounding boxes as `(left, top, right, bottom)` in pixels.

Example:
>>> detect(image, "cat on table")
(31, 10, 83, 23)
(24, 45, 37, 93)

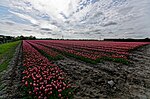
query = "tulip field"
(22, 41, 73, 99)
(26, 40, 150, 64)
(21, 40, 149, 98)
(1, 40, 150, 99)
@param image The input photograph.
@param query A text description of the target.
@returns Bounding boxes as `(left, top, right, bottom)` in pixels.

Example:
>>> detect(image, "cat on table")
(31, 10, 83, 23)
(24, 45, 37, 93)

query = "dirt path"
(127, 45, 150, 98)
(55, 44, 150, 99)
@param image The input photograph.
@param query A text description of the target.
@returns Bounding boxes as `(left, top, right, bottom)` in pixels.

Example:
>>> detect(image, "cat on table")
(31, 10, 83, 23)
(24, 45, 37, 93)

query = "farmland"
(0, 40, 150, 98)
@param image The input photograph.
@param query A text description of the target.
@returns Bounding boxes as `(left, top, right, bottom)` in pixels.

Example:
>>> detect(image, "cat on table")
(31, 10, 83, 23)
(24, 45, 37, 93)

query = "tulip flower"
(22, 41, 74, 98)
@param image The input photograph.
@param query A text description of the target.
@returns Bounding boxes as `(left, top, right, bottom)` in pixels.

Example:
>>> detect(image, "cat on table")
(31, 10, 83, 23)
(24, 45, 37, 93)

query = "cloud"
(9, 11, 38, 24)
(23, 29, 32, 31)
(39, 21, 59, 31)
(40, 28, 52, 31)
(0, 0, 9, 6)
(0, 0, 150, 39)
(5, 21, 15, 25)
(102, 21, 117, 27)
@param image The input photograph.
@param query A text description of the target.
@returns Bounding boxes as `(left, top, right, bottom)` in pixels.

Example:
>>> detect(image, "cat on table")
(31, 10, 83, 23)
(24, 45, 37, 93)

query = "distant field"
(27, 40, 150, 64)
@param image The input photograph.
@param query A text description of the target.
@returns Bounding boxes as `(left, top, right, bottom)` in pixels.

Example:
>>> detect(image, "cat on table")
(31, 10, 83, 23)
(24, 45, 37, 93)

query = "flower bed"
(25, 40, 149, 64)
(22, 41, 74, 99)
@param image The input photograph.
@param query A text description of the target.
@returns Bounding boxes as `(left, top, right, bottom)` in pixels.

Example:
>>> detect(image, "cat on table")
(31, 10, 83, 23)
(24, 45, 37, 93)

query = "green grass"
(0, 41, 21, 72)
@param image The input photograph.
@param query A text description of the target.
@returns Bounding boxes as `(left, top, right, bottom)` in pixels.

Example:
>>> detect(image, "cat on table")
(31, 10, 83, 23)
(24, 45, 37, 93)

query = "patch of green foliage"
(0, 41, 21, 72)
(98, 56, 129, 65)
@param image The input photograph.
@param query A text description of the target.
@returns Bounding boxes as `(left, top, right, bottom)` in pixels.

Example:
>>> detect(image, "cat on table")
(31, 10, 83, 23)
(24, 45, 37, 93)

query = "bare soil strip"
(55, 44, 150, 99)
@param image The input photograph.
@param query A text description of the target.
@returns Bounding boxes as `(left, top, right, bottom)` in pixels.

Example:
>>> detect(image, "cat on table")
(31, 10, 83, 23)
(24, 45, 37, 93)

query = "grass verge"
(0, 41, 21, 72)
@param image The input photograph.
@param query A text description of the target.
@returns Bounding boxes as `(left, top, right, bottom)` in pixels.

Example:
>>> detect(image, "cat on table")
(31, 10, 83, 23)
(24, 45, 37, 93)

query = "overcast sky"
(0, 0, 150, 39)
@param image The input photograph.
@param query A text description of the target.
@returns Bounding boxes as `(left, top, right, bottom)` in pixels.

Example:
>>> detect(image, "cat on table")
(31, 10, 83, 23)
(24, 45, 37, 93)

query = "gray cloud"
(23, 29, 32, 31)
(31, 24, 39, 27)
(119, 6, 133, 15)
(40, 28, 52, 31)
(5, 22, 14, 25)
(102, 21, 117, 27)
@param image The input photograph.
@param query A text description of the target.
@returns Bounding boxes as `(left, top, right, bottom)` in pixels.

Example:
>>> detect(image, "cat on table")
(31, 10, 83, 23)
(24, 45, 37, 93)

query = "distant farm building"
(0, 35, 14, 44)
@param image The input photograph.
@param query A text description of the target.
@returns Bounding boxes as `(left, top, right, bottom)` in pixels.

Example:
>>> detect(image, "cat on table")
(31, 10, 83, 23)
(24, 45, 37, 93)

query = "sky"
(0, 0, 150, 39)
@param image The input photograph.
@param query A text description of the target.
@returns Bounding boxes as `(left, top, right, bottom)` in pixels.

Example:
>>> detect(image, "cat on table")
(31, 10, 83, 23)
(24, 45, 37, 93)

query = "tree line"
(0, 35, 36, 44)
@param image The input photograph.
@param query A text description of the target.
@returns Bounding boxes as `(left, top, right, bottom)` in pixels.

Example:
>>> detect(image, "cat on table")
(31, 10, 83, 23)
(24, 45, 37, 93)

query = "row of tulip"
(22, 40, 73, 99)
(26, 40, 149, 64)
(26, 41, 62, 60)
(32, 40, 128, 60)
(39, 42, 100, 60)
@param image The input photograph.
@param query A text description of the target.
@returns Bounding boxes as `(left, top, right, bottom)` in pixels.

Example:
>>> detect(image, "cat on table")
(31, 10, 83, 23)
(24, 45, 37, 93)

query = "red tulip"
(45, 88, 49, 93)
(25, 81, 28, 87)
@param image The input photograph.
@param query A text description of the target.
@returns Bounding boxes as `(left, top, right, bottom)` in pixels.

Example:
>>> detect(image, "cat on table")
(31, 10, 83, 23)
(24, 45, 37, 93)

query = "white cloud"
(39, 21, 59, 31)
(9, 11, 38, 24)
(9, 10, 60, 31)
(0, 0, 9, 6)
(0, 0, 149, 39)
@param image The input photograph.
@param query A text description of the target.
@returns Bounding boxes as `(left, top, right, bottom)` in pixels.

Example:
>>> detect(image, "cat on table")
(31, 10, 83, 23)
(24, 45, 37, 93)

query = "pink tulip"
(58, 93, 62, 97)
(58, 89, 62, 93)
